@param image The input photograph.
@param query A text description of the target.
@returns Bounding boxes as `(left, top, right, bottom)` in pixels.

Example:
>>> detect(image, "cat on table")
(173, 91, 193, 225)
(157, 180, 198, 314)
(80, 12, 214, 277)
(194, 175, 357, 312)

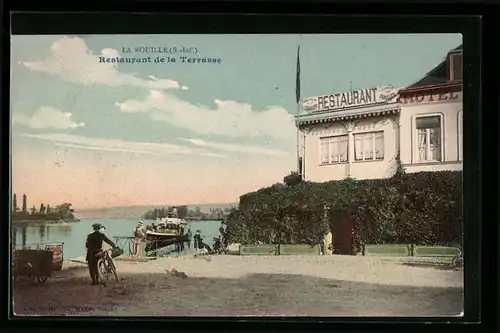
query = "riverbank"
(12, 219, 222, 261)
(13, 255, 463, 317)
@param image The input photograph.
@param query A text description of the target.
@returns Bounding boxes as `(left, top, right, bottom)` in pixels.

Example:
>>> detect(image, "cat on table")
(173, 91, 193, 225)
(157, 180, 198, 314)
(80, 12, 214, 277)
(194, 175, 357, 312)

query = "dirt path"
(12, 255, 463, 317)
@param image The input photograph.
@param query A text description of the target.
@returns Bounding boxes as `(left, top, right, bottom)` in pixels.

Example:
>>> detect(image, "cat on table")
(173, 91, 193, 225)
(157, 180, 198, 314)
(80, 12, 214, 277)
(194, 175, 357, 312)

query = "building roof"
(405, 44, 462, 89)
(296, 104, 400, 127)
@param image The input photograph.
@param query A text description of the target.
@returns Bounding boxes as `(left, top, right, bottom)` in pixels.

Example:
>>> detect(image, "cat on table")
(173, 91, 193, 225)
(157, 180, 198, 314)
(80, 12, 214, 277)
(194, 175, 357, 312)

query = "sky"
(10, 33, 462, 209)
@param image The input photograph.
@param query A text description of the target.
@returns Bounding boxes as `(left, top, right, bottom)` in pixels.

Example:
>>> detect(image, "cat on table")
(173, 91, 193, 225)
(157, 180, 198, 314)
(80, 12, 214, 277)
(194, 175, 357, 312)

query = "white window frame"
(449, 52, 463, 82)
(413, 113, 444, 163)
(458, 110, 463, 161)
(319, 135, 348, 165)
(353, 131, 384, 161)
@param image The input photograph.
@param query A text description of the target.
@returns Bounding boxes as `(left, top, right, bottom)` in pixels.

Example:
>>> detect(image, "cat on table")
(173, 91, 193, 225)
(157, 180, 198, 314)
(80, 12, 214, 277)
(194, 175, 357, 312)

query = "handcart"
(13, 249, 54, 284)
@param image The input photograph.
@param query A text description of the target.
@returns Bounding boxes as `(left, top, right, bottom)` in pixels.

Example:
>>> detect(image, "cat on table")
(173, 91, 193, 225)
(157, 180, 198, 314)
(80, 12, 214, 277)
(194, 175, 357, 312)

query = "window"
(449, 52, 462, 81)
(354, 131, 384, 161)
(320, 135, 348, 164)
(458, 111, 463, 161)
(416, 116, 442, 162)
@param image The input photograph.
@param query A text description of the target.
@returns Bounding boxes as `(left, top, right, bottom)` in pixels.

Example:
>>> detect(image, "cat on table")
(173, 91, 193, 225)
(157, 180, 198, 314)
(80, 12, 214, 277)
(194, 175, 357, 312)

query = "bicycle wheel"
(98, 259, 110, 280)
(451, 256, 463, 269)
(107, 258, 119, 282)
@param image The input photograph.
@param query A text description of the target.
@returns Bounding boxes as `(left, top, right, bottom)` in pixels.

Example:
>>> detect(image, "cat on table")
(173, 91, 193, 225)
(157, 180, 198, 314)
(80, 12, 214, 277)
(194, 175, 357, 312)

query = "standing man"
(193, 229, 201, 251)
(133, 221, 146, 256)
(187, 227, 193, 250)
(194, 229, 212, 253)
(179, 225, 185, 252)
(85, 223, 116, 285)
(218, 226, 226, 250)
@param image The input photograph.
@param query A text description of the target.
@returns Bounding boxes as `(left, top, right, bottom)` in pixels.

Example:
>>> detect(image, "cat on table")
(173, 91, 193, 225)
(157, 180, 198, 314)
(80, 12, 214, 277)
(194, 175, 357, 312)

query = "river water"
(12, 219, 222, 260)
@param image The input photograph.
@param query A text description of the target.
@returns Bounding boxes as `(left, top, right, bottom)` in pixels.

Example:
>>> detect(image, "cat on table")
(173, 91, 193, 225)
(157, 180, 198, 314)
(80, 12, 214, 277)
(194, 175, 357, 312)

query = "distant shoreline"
(78, 203, 238, 212)
(75, 203, 237, 220)
(12, 219, 80, 226)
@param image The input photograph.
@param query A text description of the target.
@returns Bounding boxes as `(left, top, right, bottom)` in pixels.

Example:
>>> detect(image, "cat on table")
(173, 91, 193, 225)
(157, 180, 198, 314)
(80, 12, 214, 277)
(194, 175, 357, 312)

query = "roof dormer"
(448, 50, 462, 82)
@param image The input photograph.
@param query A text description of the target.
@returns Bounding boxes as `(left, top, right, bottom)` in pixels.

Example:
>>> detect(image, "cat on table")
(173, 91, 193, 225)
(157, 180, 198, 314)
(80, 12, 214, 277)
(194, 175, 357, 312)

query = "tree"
(22, 194, 27, 212)
(13, 194, 18, 213)
(283, 171, 303, 187)
(55, 203, 75, 220)
(392, 153, 406, 182)
(177, 205, 188, 219)
(226, 208, 249, 244)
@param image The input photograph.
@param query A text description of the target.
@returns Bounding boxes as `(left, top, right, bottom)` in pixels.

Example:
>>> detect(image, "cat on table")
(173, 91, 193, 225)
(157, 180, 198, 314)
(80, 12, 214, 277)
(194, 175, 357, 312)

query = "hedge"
(226, 162, 462, 254)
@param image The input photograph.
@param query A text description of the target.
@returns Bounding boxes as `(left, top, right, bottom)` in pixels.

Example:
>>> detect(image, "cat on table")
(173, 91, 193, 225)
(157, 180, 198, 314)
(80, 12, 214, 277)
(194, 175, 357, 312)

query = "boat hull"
(145, 233, 189, 252)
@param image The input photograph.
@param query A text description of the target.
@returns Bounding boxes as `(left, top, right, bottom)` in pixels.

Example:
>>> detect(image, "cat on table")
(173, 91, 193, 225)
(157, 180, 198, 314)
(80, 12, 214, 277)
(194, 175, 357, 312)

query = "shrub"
(226, 170, 462, 252)
(283, 171, 303, 187)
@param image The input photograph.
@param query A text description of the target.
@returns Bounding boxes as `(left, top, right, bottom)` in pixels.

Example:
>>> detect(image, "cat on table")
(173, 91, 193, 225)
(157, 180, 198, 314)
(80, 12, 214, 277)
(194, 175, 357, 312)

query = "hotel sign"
(302, 85, 399, 113)
(399, 91, 462, 105)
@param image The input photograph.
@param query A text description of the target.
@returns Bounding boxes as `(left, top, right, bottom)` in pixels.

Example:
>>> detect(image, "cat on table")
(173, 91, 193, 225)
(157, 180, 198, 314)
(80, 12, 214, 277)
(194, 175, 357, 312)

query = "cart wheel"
(24, 262, 37, 284)
(28, 274, 38, 284)
(37, 276, 48, 284)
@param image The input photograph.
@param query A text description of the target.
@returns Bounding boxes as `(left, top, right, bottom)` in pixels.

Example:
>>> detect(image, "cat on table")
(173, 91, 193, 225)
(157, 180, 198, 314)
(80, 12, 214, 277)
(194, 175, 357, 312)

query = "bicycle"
(451, 246, 463, 269)
(96, 248, 120, 282)
(212, 237, 228, 255)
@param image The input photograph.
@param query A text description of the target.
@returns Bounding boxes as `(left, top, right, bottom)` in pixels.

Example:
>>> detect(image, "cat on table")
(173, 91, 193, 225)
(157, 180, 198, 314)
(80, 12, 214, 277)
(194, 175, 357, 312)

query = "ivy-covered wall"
(226, 166, 462, 254)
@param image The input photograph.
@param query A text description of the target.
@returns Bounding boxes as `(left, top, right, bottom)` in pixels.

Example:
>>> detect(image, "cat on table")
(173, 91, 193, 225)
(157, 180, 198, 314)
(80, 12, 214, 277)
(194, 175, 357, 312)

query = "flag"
(295, 45, 301, 106)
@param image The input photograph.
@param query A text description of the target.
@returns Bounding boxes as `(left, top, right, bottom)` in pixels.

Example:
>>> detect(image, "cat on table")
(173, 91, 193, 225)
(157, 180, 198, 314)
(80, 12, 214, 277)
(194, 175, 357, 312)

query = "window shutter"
(450, 53, 462, 81)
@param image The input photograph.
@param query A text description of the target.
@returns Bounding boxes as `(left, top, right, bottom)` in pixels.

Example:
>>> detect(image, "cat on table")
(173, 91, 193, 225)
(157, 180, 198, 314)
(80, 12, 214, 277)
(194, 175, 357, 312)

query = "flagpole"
(301, 113, 305, 180)
(296, 101, 300, 175)
(295, 41, 301, 178)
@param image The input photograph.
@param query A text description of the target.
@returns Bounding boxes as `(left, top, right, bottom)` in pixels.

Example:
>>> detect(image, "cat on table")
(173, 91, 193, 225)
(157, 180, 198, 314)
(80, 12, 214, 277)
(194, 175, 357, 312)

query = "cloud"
(115, 90, 296, 142)
(16, 133, 228, 158)
(12, 107, 85, 129)
(20, 37, 185, 90)
(182, 138, 290, 156)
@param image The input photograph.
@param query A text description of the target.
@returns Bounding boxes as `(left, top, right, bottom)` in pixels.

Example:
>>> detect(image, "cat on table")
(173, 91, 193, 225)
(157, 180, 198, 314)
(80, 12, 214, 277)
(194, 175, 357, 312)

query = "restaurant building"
(295, 44, 462, 182)
(296, 85, 402, 182)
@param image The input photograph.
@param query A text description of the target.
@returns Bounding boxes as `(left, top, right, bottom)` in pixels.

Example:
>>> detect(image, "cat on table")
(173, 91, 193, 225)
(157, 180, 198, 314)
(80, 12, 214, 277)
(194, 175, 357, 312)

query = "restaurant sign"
(302, 85, 399, 113)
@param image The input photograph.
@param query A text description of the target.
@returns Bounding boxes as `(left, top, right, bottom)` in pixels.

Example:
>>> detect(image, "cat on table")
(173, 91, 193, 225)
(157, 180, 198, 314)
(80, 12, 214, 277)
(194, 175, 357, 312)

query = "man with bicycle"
(85, 223, 117, 285)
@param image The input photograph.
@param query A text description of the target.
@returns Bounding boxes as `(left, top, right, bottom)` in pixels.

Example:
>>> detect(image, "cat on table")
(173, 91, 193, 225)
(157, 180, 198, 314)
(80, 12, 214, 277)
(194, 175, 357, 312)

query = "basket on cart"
(13, 249, 54, 284)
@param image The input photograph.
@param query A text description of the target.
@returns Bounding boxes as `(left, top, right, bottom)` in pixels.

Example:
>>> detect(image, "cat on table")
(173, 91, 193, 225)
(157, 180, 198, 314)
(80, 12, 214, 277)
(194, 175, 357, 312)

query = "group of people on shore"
(131, 220, 228, 256)
(185, 221, 228, 254)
